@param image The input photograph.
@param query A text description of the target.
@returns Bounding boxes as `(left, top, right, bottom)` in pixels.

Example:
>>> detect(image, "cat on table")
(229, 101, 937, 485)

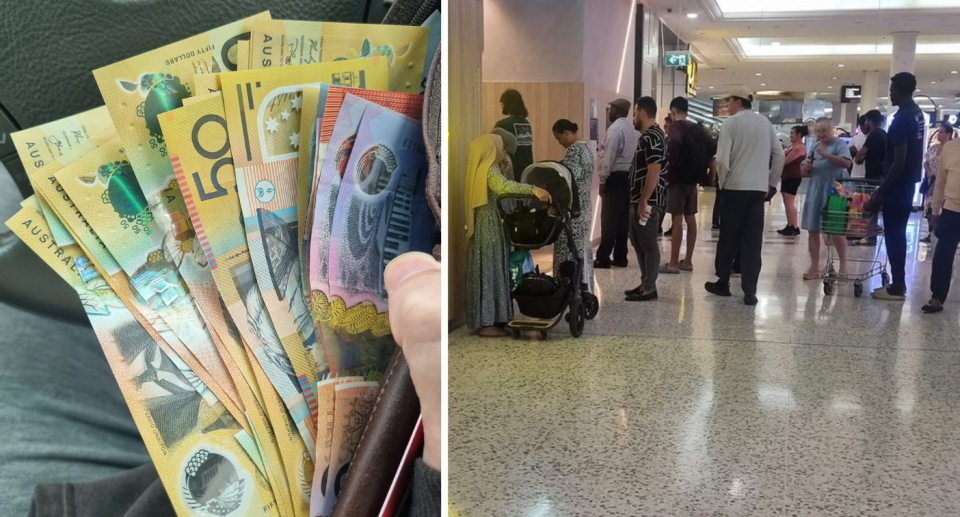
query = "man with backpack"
(661, 97, 717, 274)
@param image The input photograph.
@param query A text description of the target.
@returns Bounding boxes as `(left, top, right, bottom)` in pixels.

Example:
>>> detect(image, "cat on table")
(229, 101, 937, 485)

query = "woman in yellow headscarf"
(465, 134, 550, 336)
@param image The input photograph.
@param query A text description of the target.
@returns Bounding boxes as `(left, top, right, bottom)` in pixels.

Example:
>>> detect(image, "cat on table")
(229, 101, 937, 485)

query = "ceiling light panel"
(716, 0, 960, 16)
(738, 38, 960, 57)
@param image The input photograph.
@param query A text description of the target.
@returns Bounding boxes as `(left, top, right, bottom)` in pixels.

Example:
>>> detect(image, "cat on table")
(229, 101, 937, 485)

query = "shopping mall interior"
(449, 0, 960, 515)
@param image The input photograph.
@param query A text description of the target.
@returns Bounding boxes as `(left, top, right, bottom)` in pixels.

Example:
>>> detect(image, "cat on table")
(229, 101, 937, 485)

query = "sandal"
(802, 270, 821, 281)
(659, 263, 680, 274)
(478, 326, 510, 337)
(679, 260, 694, 272)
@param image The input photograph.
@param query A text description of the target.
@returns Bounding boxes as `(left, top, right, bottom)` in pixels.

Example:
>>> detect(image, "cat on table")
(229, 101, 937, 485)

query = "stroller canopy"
(520, 161, 576, 213)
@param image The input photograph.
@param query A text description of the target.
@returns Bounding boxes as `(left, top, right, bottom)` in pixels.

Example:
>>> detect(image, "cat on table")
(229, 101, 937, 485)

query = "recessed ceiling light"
(838, 64, 845, 67)
(931, 81, 937, 84)
(812, 92, 818, 95)
(686, 12, 699, 18)
(828, 86, 834, 89)
(832, 76, 839, 80)
(916, 88, 922, 92)
(771, 41, 781, 46)
(709, 85, 715, 89)
(953, 70, 959, 74)
(755, 72, 762, 76)
(761, 83, 767, 86)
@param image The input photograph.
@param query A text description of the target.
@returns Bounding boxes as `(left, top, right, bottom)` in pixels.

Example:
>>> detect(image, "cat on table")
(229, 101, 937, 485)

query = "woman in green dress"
(465, 134, 551, 336)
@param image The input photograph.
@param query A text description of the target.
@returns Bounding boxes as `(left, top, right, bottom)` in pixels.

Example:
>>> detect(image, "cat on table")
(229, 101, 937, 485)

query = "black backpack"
(676, 121, 713, 185)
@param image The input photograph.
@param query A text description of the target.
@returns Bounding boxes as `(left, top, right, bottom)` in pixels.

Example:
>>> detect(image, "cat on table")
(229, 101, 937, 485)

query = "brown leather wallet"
(331, 348, 422, 517)
(331, 1, 441, 515)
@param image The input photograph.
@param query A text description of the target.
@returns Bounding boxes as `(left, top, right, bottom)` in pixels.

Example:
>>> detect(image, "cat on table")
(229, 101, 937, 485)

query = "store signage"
(665, 51, 690, 68)
(686, 59, 698, 96)
(841, 84, 862, 103)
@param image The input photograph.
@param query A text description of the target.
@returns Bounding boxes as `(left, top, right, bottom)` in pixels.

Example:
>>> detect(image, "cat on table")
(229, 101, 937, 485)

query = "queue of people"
(463, 77, 959, 336)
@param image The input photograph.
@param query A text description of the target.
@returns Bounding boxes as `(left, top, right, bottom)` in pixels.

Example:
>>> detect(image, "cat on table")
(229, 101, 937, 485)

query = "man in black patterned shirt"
(625, 96, 668, 302)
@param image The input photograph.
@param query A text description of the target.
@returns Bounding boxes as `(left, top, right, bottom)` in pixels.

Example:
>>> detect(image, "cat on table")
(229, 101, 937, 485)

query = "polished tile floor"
(449, 191, 960, 517)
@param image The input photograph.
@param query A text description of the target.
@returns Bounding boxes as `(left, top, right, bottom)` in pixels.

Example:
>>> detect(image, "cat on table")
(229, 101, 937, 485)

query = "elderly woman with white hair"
(800, 117, 853, 280)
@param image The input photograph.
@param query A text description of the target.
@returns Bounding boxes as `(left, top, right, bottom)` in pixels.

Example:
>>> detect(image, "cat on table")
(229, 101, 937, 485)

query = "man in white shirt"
(705, 86, 785, 305)
(595, 98, 641, 268)
(849, 116, 869, 179)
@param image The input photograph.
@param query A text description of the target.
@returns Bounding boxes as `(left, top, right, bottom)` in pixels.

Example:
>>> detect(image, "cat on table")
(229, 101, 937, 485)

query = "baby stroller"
(498, 161, 600, 339)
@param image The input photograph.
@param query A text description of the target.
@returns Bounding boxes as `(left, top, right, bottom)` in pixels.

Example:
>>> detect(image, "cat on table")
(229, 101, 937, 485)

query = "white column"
(891, 32, 918, 75)
(861, 70, 880, 111)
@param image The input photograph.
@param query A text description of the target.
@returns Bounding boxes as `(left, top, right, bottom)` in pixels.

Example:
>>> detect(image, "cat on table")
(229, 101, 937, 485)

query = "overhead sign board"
(841, 84, 863, 104)
(665, 51, 690, 68)
(686, 59, 698, 96)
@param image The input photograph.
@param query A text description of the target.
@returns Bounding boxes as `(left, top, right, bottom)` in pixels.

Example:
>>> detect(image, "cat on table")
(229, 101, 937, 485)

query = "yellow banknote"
(54, 138, 247, 422)
(195, 73, 222, 94)
(36, 160, 254, 436)
(11, 106, 117, 247)
(7, 206, 279, 517)
(250, 20, 427, 94)
(238, 40, 252, 71)
(159, 96, 318, 459)
(296, 87, 322, 265)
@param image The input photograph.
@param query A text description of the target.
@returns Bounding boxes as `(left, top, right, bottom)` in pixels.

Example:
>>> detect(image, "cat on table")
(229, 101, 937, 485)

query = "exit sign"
(665, 51, 690, 68)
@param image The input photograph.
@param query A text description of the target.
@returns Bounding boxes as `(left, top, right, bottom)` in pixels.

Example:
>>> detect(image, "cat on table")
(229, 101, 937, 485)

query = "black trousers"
(882, 186, 915, 294)
(712, 188, 724, 227)
(931, 209, 960, 303)
(596, 171, 631, 264)
(715, 190, 767, 296)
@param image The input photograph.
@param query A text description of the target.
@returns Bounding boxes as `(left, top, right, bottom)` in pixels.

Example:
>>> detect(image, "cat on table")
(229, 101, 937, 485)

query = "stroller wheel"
(539, 330, 549, 340)
(569, 300, 585, 338)
(583, 292, 599, 320)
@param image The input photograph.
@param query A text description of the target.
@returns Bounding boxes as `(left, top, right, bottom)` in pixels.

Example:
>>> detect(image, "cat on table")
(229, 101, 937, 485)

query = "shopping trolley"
(821, 178, 889, 297)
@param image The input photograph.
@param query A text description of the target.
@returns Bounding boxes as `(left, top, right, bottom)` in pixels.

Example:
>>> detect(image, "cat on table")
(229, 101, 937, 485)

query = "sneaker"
(922, 299, 944, 313)
(624, 285, 642, 296)
(744, 294, 759, 306)
(626, 290, 658, 302)
(872, 287, 906, 301)
(788, 226, 801, 236)
(705, 281, 732, 297)
(594, 259, 612, 269)
(777, 225, 791, 235)
(659, 264, 680, 274)
(612, 260, 629, 268)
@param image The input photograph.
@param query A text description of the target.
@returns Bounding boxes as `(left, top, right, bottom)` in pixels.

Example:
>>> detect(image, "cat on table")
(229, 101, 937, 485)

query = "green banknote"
(7, 205, 279, 517)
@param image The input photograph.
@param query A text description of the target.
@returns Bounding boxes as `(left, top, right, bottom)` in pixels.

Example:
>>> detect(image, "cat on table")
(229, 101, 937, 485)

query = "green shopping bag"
(822, 188, 849, 236)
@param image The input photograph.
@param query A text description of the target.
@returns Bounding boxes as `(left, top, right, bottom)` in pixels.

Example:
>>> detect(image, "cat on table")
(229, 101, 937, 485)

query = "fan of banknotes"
(5, 11, 438, 517)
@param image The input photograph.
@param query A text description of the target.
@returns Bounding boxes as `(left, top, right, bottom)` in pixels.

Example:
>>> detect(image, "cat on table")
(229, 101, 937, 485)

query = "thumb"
(384, 252, 441, 347)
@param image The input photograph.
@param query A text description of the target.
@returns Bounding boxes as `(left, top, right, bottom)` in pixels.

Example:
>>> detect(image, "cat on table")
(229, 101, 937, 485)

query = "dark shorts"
(781, 177, 802, 196)
(666, 184, 698, 215)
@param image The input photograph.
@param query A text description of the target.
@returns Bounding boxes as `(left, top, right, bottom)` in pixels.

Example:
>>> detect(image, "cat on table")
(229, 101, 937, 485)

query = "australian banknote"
(8, 206, 279, 517)
(11, 106, 117, 246)
(303, 87, 423, 311)
(53, 138, 248, 422)
(249, 20, 427, 95)
(317, 380, 380, 516)
(307, 376, 362, 517)
(159, 96, 319, 486)
(327, 101, 431, 378)
(219, 58, 389, 393)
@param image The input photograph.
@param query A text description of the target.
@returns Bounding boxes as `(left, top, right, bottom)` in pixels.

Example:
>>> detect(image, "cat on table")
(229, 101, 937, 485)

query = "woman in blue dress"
(801, 117, 853, 280)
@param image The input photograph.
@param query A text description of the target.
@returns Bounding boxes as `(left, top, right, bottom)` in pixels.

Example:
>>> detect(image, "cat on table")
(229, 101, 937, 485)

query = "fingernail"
(384, 252, 439, 294)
